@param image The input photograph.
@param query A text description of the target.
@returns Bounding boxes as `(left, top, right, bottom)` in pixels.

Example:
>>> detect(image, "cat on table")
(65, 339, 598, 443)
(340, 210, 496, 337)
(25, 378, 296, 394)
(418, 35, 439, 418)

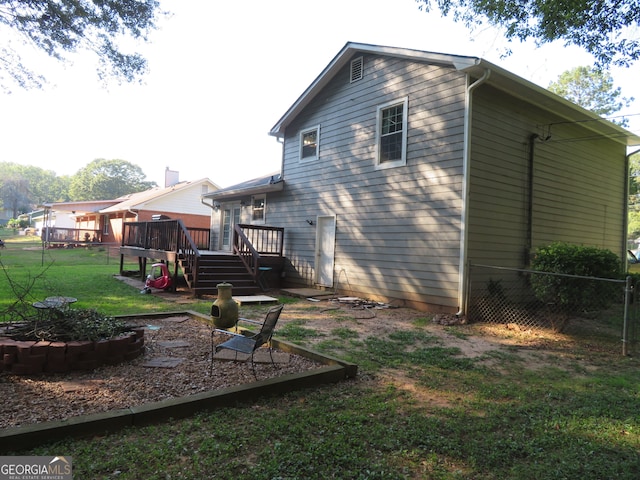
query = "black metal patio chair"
(211, 304, 284, 378)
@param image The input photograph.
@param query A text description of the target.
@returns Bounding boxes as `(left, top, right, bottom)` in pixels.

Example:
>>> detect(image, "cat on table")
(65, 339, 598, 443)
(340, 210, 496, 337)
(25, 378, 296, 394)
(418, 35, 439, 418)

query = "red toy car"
(145, 263, 172, 290)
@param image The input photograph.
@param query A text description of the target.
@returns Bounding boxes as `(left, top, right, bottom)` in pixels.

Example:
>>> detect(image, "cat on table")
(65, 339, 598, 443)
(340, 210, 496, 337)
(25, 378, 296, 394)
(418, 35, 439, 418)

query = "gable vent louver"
(350, 56, 363, 83)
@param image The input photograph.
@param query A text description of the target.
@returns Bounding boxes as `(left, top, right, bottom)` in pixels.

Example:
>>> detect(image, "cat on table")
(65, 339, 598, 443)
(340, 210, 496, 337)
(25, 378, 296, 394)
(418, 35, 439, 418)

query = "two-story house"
(203, 42, 640, 313)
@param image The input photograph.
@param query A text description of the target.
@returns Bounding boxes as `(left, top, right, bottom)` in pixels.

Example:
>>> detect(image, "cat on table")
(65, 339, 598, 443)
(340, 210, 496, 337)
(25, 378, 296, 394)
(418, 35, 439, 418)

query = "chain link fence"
(467, 264, 638, 355)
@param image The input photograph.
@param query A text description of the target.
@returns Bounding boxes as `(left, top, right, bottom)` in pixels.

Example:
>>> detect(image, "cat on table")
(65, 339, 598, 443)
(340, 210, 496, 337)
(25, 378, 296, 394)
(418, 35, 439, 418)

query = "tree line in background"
(0, 159, 156, 220)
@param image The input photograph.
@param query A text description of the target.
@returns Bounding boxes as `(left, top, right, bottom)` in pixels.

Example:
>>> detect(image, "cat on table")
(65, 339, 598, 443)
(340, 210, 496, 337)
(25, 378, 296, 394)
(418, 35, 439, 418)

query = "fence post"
(622, 276, 632, 356)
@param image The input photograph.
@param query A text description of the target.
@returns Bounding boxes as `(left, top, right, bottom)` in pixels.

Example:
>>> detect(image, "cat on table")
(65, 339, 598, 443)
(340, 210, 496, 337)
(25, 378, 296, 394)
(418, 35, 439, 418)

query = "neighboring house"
(26, 208, 76, 235)
(204, 42, 640, 313)
(99, 178, 219, 244)
(41, 200, 119, 244)
(52, 178, 219, 245)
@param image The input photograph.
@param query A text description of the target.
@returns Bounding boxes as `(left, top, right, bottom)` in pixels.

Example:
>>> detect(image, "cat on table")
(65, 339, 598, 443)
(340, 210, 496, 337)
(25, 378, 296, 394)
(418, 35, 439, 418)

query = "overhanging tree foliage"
(0, 0, 164, 89)
(416, 0, 640, 66)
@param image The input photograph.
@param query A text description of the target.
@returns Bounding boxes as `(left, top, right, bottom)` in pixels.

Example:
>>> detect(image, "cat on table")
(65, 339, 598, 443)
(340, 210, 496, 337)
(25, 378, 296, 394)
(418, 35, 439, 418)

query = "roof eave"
(462, 60, 640, 147)
(270, 42, 640, 147)
(203, 180, 284, 202)
(269, 42, 478, 138)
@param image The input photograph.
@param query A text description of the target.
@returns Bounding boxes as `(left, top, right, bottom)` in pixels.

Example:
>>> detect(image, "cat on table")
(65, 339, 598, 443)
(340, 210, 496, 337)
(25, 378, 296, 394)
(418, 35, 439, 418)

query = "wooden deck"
(119, 221, 284, 296)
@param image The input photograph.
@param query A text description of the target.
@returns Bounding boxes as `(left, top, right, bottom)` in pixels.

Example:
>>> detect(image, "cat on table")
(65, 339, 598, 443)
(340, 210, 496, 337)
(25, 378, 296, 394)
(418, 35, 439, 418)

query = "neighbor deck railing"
(42, 227, 102, 246)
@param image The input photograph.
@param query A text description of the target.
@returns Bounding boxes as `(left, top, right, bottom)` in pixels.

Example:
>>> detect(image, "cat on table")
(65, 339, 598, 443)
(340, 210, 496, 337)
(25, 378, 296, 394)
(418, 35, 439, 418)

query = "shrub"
(8, 308, 128, 342)
(530, 242, 622, 314)
(7, 218, 28, 230)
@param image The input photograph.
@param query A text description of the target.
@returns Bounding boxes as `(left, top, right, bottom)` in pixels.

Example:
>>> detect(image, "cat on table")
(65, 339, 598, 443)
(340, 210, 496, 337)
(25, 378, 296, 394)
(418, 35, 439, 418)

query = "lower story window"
(102, 215, 109, 235)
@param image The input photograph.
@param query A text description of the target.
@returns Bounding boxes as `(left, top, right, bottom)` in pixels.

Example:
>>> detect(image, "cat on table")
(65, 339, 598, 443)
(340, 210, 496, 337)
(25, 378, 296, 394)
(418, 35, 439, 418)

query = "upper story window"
(299, 125, 320, 162)
(376, 97, 408, 169)
(252, 195, 265, 223)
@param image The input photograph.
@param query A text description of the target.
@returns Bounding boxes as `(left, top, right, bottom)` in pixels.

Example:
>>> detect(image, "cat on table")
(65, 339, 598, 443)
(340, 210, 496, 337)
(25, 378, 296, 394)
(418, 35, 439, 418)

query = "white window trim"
(299, 125, 320, 163)
(251, 194, 266, 225)
(375, 97, 408, 170)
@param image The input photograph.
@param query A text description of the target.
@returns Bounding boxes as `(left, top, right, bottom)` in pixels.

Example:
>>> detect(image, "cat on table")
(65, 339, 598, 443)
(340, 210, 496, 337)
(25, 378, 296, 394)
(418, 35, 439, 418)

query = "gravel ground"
(0, 314, 322, 429)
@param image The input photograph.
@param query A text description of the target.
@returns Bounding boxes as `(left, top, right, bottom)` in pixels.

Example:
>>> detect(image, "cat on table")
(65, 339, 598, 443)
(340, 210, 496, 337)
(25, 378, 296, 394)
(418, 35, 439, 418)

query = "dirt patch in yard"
(0, 284, 627, 429)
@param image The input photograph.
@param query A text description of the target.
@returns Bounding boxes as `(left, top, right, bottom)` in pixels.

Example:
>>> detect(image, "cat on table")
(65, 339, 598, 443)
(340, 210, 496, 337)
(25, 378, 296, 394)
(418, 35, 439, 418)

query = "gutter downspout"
(201, 197, 219, 251)
(457, 68, 491, 316)
(625, 148, 640, 265)
(127, 209, 138, 221)
(277, 135, 285, 182)
(526, 134, 539, 266)
(201, 197, 216, 210)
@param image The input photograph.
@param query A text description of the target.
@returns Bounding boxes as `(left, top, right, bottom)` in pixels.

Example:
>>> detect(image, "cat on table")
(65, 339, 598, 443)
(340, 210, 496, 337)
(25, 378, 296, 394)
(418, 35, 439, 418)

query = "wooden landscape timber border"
(0, 311, 357, 452)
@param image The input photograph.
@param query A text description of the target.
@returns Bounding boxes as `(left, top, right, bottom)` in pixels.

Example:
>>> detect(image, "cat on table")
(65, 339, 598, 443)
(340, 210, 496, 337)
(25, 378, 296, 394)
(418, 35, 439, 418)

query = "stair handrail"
(237, 224, 284, 256)
(175, 219, 202, 289)
(233, 224, 285, 285)
(233, 224, 260, 281)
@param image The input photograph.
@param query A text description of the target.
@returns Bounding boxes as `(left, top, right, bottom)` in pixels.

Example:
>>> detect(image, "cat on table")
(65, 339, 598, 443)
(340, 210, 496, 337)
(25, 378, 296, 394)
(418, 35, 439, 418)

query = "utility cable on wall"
(532, 112, 640, 144)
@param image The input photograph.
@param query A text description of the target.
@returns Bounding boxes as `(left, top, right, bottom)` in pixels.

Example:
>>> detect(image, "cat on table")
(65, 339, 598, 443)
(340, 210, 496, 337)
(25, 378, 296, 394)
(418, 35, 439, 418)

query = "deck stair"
(119, 220, 284, 297)
(182, 253, 260, 296)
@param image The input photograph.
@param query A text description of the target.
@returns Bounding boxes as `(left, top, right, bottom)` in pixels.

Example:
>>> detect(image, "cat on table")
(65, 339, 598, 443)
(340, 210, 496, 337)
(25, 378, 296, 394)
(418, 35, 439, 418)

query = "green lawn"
(0, 233, 212, 317)
(2, 235, 639, 479)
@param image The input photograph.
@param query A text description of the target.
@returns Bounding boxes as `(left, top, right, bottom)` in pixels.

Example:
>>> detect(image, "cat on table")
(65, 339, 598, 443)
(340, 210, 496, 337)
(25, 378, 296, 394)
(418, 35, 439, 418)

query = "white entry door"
(315, 215, 336, 287)
(221, 205, 241, 251)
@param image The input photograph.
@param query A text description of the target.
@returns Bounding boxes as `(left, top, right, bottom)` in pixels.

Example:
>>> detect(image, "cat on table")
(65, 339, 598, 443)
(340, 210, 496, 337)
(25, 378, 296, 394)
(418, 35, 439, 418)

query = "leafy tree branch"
(416, 0, 640, 67)
(0, 0, 166, 89)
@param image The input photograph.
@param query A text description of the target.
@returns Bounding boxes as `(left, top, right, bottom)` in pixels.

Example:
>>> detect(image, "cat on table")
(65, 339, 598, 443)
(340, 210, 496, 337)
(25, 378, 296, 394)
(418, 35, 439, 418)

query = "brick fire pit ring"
(0, 329, 145, 375)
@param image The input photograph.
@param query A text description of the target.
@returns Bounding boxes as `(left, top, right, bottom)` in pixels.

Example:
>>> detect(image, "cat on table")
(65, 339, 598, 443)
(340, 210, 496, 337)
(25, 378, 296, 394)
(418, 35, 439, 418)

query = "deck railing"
(121, 221, 283, 290)
(233, 224, 284, 281)
(42, 227, 101, 246)
(122, 220, 209, 251)
(121, 220, 209, 289)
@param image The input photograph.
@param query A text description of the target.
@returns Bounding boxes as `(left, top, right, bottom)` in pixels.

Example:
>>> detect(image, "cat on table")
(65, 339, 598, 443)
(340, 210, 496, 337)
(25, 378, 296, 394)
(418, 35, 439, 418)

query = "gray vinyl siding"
(265, 52, 626, 312)
(468, 85, 626, 271)
(270, 54, 468, 309)
(467, 88, 531, 268)
(531, 129, 624, 251)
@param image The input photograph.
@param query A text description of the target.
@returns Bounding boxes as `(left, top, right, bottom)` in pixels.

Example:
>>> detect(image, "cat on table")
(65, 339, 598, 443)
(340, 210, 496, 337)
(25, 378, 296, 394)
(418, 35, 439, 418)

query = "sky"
(0, 0, 638, 189)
